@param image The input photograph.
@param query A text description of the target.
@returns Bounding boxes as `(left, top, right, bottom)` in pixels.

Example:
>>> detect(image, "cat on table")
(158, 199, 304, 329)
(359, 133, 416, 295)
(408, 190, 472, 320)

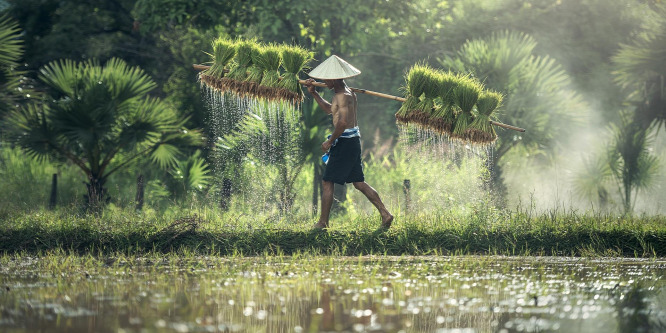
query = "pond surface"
(0, 255, 665, 333)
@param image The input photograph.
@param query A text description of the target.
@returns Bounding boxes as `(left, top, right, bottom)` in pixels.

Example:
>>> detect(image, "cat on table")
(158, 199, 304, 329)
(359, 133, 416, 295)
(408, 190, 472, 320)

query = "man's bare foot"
(380, 213, 394, 229)
(313, 221, 329, 229)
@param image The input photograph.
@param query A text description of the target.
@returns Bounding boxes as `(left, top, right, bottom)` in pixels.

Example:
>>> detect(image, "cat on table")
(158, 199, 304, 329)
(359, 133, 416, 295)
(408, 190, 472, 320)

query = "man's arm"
(304, 79, 332, 114)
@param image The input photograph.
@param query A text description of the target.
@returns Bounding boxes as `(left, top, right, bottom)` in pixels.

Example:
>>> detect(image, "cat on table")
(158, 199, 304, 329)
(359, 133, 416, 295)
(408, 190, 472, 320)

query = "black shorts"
(323, 137, 364, 185)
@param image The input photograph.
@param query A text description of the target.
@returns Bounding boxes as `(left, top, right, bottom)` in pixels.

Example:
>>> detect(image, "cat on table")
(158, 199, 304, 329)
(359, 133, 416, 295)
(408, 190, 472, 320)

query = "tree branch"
(102, 144, 156, 178)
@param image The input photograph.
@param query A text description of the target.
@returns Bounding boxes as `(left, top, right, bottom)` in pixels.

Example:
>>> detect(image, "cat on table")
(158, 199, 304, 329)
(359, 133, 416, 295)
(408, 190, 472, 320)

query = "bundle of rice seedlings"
(468, 90, 503, 144)
(412, 69, 441, 127)
(200, 37, 236, 92)
(255, 44, 282, 100)
(226, 39, 257, 95)
(243, 45, 265, 97)
(396, 63, 429, 124)
(277, 44, 312, 104)
(451, 75, 482, 140)
(429, 71, 458, 135)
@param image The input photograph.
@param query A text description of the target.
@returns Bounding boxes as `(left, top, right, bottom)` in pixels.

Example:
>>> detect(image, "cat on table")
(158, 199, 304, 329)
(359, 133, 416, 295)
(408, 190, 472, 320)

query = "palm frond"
(0, 15, 23, 69)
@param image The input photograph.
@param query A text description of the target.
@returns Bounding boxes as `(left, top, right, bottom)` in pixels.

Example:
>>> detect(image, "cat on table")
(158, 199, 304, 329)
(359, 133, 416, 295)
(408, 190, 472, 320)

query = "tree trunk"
(84, 175, 109, 212)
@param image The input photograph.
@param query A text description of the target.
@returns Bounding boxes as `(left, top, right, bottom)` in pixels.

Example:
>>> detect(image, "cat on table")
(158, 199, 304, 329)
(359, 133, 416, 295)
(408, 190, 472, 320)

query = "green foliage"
(2, 205, 666, 256)
(0, 14, 26, 118)
(5, 58, 200, 209)
(607, 116, 661, 213)
(440, 30, 586, 200)
(215, 102, 304, 211)
(164, 150, 212, 200)
(0, 145, 83, 212)
(612, 3, 666, 129)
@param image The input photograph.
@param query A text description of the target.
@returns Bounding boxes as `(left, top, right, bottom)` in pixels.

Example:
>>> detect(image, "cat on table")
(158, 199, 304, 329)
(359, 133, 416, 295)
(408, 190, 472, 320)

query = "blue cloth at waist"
(322, 127, 361, 164)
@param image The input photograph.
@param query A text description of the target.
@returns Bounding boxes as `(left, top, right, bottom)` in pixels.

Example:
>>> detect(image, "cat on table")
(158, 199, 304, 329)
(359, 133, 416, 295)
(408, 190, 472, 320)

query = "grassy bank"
(2, 206, 665, 257)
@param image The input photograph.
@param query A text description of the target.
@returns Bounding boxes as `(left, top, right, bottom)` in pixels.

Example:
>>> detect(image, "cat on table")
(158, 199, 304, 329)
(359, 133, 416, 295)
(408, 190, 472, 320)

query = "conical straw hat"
(308, 55, 361, 80)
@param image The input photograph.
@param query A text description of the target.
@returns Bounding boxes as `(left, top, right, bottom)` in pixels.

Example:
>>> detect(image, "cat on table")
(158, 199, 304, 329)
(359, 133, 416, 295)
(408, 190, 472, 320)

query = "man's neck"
(333, 80, 347, 94)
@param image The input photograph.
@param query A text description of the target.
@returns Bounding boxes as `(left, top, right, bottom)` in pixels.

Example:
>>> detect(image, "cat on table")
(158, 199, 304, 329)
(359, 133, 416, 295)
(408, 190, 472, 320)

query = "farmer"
(304, 55, 393, 229)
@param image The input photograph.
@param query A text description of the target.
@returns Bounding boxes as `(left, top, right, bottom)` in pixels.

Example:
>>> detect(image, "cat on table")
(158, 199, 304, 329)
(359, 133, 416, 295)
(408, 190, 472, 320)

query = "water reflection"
(0, 256, 664, 332)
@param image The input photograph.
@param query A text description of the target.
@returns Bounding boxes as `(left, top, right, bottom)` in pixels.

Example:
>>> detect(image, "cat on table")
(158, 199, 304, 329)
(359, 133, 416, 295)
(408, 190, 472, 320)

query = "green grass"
(2, 206, 664, 257)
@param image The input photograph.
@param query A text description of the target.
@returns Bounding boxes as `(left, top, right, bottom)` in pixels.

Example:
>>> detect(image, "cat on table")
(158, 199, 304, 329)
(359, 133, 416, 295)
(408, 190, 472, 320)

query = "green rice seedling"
(396, 63, 429, 123)
(244, 44, 265, 97)
(429, 71, 459, 135)
(277, 44, 312, 104)
(200, 37, 236, 92)
(256, 44, 282, 100)
(413, 69, 441, 126)
(226, 39, 258, 95)
(451, 76, 482, 140)
(468, 90, 503, 144)
(203, 37, 236, 78)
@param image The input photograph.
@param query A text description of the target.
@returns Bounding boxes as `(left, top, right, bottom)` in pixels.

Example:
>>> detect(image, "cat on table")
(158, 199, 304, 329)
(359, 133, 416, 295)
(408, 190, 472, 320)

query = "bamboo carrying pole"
(193, 64, 526, 132)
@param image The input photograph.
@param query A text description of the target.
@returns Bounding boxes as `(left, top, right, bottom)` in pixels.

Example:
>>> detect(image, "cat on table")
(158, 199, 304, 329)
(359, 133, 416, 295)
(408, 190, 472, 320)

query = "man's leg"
(315, 180, 334, 228)
(352, 181, 394, 228)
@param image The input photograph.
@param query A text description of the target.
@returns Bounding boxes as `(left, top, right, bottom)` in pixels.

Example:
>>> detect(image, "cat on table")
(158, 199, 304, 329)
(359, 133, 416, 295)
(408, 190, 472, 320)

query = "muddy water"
(0, 256, 664, 332)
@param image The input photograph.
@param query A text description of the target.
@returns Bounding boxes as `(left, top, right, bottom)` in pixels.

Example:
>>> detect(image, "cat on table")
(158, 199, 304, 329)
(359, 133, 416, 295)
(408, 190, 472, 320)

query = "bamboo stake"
(194, 64, 526, 132)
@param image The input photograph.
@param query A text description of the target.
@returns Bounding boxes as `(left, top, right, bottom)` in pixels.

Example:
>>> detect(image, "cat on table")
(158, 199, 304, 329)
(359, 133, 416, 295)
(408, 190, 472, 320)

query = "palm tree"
(0, 14, 26, 120)
(6, 58, 200, 211)
(607, 116, 660, 213)
(439, 31, 585, 203)
(613, 3, 666, 130)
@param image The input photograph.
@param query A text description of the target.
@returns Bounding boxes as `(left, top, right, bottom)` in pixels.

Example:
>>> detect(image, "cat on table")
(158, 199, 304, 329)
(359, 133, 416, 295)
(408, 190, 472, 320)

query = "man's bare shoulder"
(333, 91, 355, 104)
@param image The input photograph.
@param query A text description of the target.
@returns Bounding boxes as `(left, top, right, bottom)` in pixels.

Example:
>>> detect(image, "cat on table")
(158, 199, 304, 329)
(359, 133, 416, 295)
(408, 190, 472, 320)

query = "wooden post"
(135, 174, 145, 211)
(48, 173, 57, 210)
(220, 178, 233, 211)
(403, 179, 411, 213)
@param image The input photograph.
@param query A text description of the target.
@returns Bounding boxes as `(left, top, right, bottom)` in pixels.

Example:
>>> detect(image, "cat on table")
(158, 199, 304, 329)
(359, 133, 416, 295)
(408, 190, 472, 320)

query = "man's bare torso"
(331, 89, 357, 129)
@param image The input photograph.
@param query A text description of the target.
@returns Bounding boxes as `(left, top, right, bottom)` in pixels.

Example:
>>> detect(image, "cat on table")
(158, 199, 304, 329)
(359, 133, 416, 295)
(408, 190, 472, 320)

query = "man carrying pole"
(304, 55, 394, 230)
